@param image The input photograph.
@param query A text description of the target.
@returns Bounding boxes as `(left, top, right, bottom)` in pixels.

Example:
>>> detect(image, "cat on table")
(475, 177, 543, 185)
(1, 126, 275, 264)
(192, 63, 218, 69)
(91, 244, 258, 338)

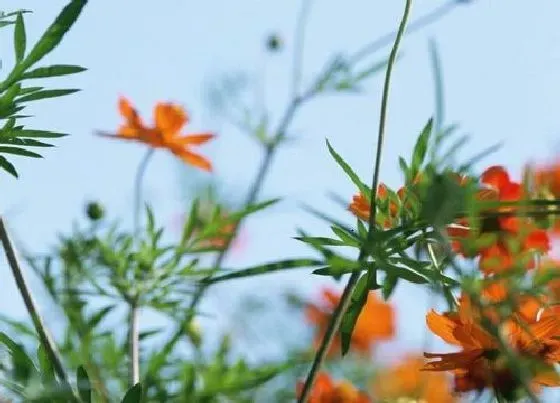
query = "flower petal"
(173, 148, 212, 171)
(154, 102, 188, 138)
(176, 132, 215, 145)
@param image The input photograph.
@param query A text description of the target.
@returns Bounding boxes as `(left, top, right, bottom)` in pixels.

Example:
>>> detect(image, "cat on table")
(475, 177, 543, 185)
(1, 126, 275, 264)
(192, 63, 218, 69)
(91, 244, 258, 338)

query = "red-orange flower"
(349, 183, 400, 228)
(448, 166, 550, 274)
(297, 372, 371, 403)
(423, 287, 560, 396)
(371, 355, 456, 403)
(305, 288, 395, 356)
(100, 97, 215, 171)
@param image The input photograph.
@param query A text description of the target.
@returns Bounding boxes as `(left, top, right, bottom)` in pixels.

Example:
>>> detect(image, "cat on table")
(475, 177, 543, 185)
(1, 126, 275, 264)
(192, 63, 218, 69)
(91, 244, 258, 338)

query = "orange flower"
(371, 355, 455, 403)
(349, 183, 399, 228)
(423, 290, 560, 397)
(297, 372, 371, 403)
(447, 165, 550, 274)
(100, 97, 215, 171)
(305, 288, 394, 356)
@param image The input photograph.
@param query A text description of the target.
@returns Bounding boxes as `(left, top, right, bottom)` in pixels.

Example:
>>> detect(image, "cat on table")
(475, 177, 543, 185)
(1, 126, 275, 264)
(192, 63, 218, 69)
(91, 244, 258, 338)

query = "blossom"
(297, 372, 371, 403)
(99, 97, 215, 171)
(349, 184, 400, 228)
(448, 166, 550, 274)
(305, 288, 394, 356)
(371, 355, 455, 403)
(423, 286, 560, 397)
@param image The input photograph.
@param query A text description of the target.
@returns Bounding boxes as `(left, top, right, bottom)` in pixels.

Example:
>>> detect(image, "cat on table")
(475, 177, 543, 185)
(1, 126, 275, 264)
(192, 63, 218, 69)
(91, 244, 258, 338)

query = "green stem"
(128, 300, 139, 387)
(0, 218, 81, 402)
(133, 149, 155, 235)
(297, 1, 413, 401)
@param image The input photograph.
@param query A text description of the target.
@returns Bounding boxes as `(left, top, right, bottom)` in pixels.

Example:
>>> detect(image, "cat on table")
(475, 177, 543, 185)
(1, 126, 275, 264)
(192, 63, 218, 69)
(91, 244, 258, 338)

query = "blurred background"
(1, 0, 560, 395)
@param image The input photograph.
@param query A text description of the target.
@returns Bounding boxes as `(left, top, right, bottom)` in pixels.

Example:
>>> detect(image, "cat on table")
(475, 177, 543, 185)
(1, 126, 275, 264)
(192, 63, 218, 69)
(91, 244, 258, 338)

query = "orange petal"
(481, 166, 510, 191)
(176, 133, 215, 145)
(423, 350, 484, 371)
(426, 310, 461, 346)
(154, 102, 188, 138)
(533, 369, 560, 386)
(524, 229, 550, 252)
(173, 148, 212, 171)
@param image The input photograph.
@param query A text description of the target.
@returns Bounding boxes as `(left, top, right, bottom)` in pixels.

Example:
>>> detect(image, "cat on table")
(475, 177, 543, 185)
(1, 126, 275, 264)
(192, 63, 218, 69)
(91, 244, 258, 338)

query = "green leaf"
(340, 273, 371, 355)
(22, 64, 86, 79)
(0, 146, 42, 158)
(16, 88, 79, 103)
(398, 156, 410, 183)
(121, 383, 143, 403)
(20, 0, 89, 70)
(294, 236, 346, 247)
(37, 345, 57, 387)
(382, 274, 399, 300)
(5, 129, 67, 138)
(180, 199, 199, 246)
(0, 137, 54, 148)
(326, 139, 370, 201)
(0, 156, 18, 177)
(0, 332, 37, 383)
(331, 226, 361, 247)
(203, 258, 323, 284)
(77, 366, 92, 403)
(410, 118, 433, 178)
(380, 263, 429, 284)
(87, 305, 115, 329)
(14, 13, 26, 62)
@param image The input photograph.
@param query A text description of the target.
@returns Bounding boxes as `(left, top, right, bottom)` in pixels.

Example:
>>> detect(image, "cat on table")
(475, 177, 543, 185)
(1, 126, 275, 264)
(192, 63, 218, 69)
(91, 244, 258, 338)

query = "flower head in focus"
(99, 97, 215, 171)
(423, 286, 560, 398)
(305, 288, 394, 356)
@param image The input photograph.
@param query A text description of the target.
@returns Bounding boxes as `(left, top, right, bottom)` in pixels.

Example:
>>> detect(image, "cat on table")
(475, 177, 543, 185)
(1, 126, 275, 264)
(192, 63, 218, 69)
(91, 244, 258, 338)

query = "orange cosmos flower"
(371, 355, 456, 403)
(297, 372, 371, 403)
(349, 184, 400, 228)
(305, 288, 394, 356)
(423, 289, 560, 397)
(100, 97, 215, 171)
(448, 166, 550, 274)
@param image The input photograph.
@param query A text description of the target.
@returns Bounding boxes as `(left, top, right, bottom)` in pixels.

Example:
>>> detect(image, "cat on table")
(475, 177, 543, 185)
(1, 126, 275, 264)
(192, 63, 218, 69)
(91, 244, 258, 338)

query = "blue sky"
(1, 0, 560, 395)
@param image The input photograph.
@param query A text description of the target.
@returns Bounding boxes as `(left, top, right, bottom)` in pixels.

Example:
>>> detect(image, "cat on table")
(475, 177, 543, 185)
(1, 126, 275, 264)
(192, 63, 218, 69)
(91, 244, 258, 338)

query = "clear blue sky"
(1, 0, 560, 396)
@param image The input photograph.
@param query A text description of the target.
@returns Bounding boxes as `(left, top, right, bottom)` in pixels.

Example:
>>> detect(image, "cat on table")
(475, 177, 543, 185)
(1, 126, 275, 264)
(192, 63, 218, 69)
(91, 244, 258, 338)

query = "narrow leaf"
(326, 139, 370, 200)
(77, 366, 92, 403)
(410, 118, 433, 177)
(203, 258, 323, 284)
(0, 156, 18, 177)
(14, 13, 26, 62)
(0, 146, 42, 158)
(121, 383, 143, 403)
(21, 0, 88, 70)
(16, 88, 79, 103)
(340, 274, 370, 354)
(22, 64, 86, 79)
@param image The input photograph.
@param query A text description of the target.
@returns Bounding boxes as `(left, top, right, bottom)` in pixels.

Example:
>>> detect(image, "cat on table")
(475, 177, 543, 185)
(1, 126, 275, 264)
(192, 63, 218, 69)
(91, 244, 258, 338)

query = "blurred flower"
(297, 372, 371, 403)
(423, 288, 560, 397)
(99, 97, 215, 171)
(371, 355, 455, 403)
(305, 288, 394, 356)
(448, 166, 549, 274)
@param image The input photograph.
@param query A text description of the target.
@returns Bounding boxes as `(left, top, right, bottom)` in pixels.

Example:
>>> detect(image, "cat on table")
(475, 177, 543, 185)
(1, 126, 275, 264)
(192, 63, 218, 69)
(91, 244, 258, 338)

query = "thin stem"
(0, 218, 80, 402)
(291, 0, 314, 97)
(298, 1, 413, 401)
(348, 1, 456, 64)
(128, 301, 139, 387)
(133, 149, 156, 235)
